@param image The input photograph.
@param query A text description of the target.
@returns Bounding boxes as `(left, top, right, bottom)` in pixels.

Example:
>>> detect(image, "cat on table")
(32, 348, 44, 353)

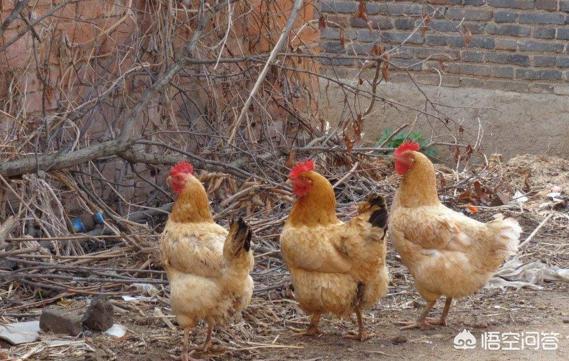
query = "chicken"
(160, 161, 254, 360)
(389, 142, 521, 329)
(280, 160, 389, 341)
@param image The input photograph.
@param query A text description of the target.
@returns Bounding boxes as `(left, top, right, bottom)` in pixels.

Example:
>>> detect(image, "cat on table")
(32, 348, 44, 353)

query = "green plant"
(376, 129, 438, 158)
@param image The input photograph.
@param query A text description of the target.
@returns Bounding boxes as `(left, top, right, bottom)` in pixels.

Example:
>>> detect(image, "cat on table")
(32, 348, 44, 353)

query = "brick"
(357, 29, 382, 42)
(387, 3, 424, 16)
(40, 307, 83, 336)
(461, 50, 484, 62)
(495, 38, 518, 50)
(447, 36, 466, 47)
(518, 39, 564, 52)
(392, 47, 414, 59)
(321, 28, 355, 40)
(412, 47, 460, 60)
(535, 0, 558, 10)
(391, 58, 422, 71)
(557, 28, 569, 39)
(430, 19, 459, 32)
(463, 22, 486, 34)
(464, 0, 487, 5)
(533, 55, 557, 66)
(320, 1, 358, 14)
(320, 57, 354, 66)
(488, 0, 535, 9)
(461, 63, 493, 76)
(557, 57, 569, 67)
(516, 68, 563, 80)
(325, 15, 350, 28)
(485, 24, 531, 37)
(460, 77, 486, 88)
(349, 43, 373, 55)
(486, 53, 529, 65)
(529, 83, 555, 94)
(447, 8, 493, 21)
(425, 34, 449, 45)
(350, 16, 393, 30)
(494, 11, 518, 23)
(486, 79, 530, 92)
(494, 66, 515, 78)
(322, 41, 345, 53)
(468, 36, 496, 49)
(533, 27, 556, 39)
(554, 85, 569, 95)
(395, 18, 417, 30)
(519, 13, 565, 25)
(381, 31, 424, 44)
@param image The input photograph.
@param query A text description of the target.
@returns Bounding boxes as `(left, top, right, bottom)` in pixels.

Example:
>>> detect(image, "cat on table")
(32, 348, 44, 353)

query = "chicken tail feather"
(364, 195, 388, 229)
(227, 218, 252, 256)
(488, 214, 521, 256)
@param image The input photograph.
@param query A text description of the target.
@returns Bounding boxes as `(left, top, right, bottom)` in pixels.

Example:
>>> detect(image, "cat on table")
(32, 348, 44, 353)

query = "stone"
(82, 298, 114, 331)
(40, 306, 83, 336)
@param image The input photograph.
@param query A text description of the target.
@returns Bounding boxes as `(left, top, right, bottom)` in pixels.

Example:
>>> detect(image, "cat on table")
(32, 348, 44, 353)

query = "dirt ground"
(2, 155, 569, 361)
(81, 265, 569, 361)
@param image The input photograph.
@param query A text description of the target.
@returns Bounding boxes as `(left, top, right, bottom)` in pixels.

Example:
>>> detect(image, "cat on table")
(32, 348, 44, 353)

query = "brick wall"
(319, 0, 569, 94)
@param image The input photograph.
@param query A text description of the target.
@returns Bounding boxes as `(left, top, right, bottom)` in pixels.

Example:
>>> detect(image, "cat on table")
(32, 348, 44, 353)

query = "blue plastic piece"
(71, 218, 86, 233)
(94, 211, 105, 224)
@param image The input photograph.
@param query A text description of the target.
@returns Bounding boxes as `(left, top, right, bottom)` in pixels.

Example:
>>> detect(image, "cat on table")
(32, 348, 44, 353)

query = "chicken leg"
(344, 309, 374, 341)
(201, 323, 214, 352)
(398, 299, 437, 330)
(181, 328, 201, 361)
(426, 297, 452, 326)
(304, 313, 321, 336)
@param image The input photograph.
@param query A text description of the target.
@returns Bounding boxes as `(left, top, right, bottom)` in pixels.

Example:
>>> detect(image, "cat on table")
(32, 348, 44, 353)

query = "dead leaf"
(319, 15, 326, 30)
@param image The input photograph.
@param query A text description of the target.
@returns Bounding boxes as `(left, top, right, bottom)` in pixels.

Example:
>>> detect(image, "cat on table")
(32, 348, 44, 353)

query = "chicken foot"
(298, 313, 322, 336)
(181, 328, 202, 361)
(344, 309, 374, 341)
(201, 322, 214, 352)
(426, 297, 452, 326)
(398, 297, 452, 330)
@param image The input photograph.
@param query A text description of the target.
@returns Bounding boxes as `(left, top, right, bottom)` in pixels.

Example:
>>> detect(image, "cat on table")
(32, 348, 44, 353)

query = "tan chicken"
(389, 142, 521, 329)
(160, 161, 254, 360)
(280, 160, 389, 340)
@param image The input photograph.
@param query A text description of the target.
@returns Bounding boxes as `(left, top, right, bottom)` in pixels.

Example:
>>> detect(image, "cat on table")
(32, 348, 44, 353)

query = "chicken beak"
(166, 176, 172, 188)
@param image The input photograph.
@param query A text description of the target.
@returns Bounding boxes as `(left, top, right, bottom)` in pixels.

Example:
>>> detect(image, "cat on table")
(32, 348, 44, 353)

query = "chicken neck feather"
(397, 151, 440, 208)
(288, 171, 338, 227)
(170, 177, 214, 223)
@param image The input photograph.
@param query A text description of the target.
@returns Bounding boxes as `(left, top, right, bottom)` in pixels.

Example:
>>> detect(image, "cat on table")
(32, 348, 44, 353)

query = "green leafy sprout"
(376, 129, 438, 159)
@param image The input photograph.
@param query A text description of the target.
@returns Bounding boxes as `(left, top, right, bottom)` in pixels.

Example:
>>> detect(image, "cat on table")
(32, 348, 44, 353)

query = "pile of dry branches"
(0, 0, 495, 329)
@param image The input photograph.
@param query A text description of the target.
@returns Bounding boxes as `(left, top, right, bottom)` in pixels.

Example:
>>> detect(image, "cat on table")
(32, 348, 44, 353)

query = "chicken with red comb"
(389, 142, 521, 329)
(160, 162, 254, 360)
(280, 160, 389, 341)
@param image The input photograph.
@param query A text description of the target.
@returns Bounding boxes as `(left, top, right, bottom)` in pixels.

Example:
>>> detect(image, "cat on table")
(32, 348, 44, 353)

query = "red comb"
(394, 141, 420, 156)
(170, 161, 194, 176)
(289, 159, 314, 179)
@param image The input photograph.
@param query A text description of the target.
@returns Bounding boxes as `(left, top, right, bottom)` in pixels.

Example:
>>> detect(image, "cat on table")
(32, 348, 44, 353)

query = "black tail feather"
(231, 217, 252, 253)
(366, 194, 388, 229)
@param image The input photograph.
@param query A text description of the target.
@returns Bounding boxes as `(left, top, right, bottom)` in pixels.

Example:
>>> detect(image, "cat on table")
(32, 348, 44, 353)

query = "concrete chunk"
(39, 306, 83, 336)
(82, 298, 114, 331)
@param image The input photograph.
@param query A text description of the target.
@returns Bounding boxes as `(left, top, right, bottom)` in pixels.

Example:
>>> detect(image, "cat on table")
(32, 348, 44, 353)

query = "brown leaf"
(463, 28, 472, 47)
(319, 15, 326, 30)
(286, 149, 297, 168)
(381, 61, 389, 80)
(356, 0, 367, 19)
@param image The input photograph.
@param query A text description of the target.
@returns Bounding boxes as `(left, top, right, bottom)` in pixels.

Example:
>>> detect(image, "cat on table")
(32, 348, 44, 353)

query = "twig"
(227, 0, 304, 144)
(519, 213, 554, 248)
